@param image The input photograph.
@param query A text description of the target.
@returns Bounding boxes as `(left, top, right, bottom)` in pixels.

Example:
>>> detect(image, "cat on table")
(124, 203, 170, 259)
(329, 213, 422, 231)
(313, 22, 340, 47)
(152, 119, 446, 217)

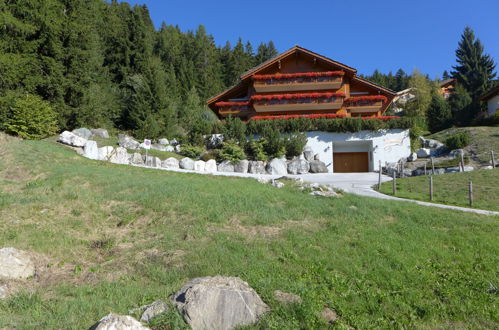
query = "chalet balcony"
(251, 92, 344, 113)
(345, 96, 387, 113)
(216, 101, 253, 117)
(252, 71, 344, 93)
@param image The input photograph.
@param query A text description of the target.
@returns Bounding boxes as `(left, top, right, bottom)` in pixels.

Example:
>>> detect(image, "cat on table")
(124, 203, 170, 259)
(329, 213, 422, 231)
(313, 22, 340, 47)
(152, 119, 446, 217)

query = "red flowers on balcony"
(250, 92, 345, 102)
(250, 113, 347, 121)
(344, 95, 388, 105)
(215, 101, 250, 107)
(252, 71, 345, 81)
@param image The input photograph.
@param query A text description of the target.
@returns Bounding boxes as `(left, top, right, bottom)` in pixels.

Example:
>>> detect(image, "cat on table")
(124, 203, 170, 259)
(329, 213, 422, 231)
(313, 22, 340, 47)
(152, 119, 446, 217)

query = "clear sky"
(121, 0, 498, 78)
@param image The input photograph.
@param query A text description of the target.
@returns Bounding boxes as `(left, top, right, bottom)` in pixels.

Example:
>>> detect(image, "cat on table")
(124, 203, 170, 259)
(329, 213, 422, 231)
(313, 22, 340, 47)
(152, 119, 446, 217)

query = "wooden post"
(492, 151, 496, 168)
(392, 171, 396, 195)
(429, 176, 433, 201)
(431, 157, 435, 175)
(468, 180, 473, 207)
(400, 161, 404, 178)
(424, 163, 427, 176)
(460, 152, 465, 172)
(378, 160, 382, 191)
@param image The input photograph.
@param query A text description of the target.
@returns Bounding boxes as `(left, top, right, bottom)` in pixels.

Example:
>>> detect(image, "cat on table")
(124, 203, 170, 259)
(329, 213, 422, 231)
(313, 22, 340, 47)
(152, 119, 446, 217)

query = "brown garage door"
(333, 152, 369, 173)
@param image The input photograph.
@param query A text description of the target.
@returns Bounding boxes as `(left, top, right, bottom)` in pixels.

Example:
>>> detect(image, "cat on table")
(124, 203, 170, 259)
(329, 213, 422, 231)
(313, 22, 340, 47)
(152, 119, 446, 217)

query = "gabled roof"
(479, 84, 499, 101)
(439, 78, 456, 88)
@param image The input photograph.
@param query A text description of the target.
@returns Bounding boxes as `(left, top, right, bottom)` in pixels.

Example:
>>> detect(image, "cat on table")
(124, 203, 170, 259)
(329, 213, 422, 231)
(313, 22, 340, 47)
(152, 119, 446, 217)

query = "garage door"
(333, 152, 369, 173)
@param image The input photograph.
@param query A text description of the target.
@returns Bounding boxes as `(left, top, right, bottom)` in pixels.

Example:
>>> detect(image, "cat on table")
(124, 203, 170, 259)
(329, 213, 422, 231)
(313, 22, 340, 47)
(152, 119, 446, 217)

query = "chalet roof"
(439, 78, 456, 88)
(479, 84, 499, 101)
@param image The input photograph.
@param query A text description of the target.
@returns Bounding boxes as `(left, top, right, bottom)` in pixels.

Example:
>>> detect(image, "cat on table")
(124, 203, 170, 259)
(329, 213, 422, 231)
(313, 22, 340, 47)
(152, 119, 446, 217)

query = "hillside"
(0, 135, 498, 329)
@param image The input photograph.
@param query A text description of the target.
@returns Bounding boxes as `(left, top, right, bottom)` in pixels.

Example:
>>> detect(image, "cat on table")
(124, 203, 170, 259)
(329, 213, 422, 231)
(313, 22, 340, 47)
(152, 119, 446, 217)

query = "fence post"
(429, 176, 433, 201)
(492, 151, 496, 168)
(431, 157, 435, 175)
(424, 163, 427, 176)
(378, 160, 382, 191)
(392, 171, 396, 195)
(468, 180, 473, 207)
(460, 152, 465, 172)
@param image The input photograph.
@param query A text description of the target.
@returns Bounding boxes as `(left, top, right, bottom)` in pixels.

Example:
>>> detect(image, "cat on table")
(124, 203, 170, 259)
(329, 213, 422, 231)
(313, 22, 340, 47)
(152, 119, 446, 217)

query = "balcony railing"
(345, 96, 387, 113)
(216, 101, 253, 117)
(253, 71, 344, 93)
(251, 92, 344, 113)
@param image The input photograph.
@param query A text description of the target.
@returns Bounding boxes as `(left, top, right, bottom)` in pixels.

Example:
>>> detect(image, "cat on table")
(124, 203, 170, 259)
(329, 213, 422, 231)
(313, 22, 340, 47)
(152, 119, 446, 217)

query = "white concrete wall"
(304, 129, 411, 172)
(487, 95, 499, 116)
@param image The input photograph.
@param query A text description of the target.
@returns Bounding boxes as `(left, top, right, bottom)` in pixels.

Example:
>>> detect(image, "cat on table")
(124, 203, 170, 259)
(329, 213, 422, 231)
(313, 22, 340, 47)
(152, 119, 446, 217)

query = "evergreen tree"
(427, 94, 452, 133)
(442, 70, 451, 80)
(448, 83, 475, 126)
(395, 69, 409, 91)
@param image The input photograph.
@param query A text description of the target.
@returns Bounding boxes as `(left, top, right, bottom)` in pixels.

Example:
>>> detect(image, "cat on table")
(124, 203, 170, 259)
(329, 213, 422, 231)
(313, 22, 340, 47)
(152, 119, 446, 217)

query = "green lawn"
(0, 135, 498, 329)
(380, 168, 499, 212)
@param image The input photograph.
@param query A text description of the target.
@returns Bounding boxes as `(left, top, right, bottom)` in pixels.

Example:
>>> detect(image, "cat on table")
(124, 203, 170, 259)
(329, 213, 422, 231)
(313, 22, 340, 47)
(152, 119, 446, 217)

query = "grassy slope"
(380, 168, 499, 211)
(0, 136, 498, 329)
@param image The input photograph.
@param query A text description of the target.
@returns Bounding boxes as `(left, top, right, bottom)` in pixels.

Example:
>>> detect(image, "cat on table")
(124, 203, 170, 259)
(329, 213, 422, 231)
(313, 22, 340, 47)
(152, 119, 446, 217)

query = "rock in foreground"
(90, 313, 149, 330)
(172, 276, 269, 330)
(0, 248, 35, 279)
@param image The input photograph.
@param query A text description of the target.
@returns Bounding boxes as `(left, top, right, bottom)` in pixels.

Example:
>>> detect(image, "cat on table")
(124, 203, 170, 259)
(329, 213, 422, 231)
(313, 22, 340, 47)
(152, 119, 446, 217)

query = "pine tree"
(448, 83, 475, 126)
(395, 69, 409, 91)
(427, 94, 452, 133)
(451, 26, 496, 102)
(442, 70, 451, 80)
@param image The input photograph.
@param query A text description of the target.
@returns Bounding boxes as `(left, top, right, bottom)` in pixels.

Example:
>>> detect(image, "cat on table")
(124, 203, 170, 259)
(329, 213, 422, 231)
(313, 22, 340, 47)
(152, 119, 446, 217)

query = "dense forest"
(0, 0, 278, 138)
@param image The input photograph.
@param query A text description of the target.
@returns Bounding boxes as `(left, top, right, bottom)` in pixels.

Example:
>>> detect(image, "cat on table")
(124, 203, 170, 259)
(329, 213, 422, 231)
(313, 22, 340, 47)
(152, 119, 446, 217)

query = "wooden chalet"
(207, 46, 396, 120)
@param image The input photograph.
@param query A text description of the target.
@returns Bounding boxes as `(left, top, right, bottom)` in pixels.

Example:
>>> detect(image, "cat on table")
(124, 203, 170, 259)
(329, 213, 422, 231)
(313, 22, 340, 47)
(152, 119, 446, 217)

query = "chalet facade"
(207, 46, 396, 120)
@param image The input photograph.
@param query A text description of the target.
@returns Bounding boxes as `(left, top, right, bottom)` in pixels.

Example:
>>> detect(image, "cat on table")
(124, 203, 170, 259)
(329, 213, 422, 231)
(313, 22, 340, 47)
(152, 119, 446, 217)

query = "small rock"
(272, 181, 285, 188)
(273, 290, 302, 304)
(91, 313, 150, 330)
(170, 139, 179, 146)
(277, 176, 304, 184)
(194, 160, 206, 172)
(205, 134, 224, 149)
(482, 165, 493, 170)
(425, 139, 444, 149)
(91, 128, 109, 139)
(431, 146, 448, 157)
(449, 149, 464, 158)
(58, 131, 88, 147)
(83, 140, 99, 160)
(303, 146, 314, 161)
(180, 158, 195, 170)
(165, 146, 174, 152)
(158, 138, 169, 145)
(310, 190, 338, 197)
(162, 157, 179, 169)
(0, 284, 9, 299)
(266, 158, 287, 175)
(257, 177, 270, 184)
(0, 248, 35, 280)
(175, 145, 181, 153)
(218, 160, 235, 172)
(416, 148, 431, 158)
(151, 144, 167, 152)
(205, 159, 217, 172)
(140, 300, 169, 323)
(248, 161, 266, 174)
(309, 160, 328, 173)
(72, 128, 93, 139)
(349, 205, 357, 210)
(321, 308, 338, 324)
(407, 152, 417, 162)
(234, 160, 249, 173)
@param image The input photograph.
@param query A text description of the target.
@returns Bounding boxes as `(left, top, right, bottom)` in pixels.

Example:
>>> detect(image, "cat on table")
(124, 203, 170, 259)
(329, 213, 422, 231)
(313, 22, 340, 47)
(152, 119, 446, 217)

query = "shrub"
(2, 93, 58, 139)
(284, 132, 307, 159)
(200, 150, 217, 162)
(179, 144, 205, 158)
(217, 140, 246, 163)
(261, 127, 286, 159)
(445, 132, 471, 150)
(245, 138, 267, 161)
(426, 94, 452, 133)
(222, 116, 246, 144)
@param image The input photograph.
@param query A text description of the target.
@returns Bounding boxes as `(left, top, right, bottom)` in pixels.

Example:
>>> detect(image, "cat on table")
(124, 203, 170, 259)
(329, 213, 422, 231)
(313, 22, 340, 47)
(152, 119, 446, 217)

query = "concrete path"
(136, 165, 499, 216)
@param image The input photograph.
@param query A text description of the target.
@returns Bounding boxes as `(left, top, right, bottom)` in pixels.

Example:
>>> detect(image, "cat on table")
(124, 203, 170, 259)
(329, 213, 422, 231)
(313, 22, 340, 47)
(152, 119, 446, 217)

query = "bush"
(284, 132, 307, 159)
(222, 116, 246, 144)
(261, 128, 286, 159)
(200, 150, 217, 162)
(2, 93, 58, 139)
(426, 94, 452, 133)
(445, 132, 471, 150)
(217, 140, 246, 163)
(245, 138, 267, 161)
(179, 144, 205, 158)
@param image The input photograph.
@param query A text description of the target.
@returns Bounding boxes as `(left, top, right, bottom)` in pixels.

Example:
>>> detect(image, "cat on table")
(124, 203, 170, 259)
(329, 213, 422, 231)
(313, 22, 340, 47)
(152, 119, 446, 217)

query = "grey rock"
(310, 190, 338, 197)
(158, 138, 169, 145)
(234, 160, 249, 173)
(0, 248, 35, 280)
(130, 153, 145, 166)
(431, 146, 449, 157)
(110, 147, 130, 165)
(303, 146, 314, 161)
(172, 276, 269, 330)
(287, 159, 309, 175)
(140, 300, 169, 323)
(434, 168, 446, 175)
(170, 139, 179, 146)
(407, 152, 417, 162)
(321, 308, 338, 324)
(314, 154, 320, 161)
(58, 131, 88, 147)
(91, 128, 109, 139)
(179, 158, 195, 170)
(151, 144, 167, 152)
(276, 176, 304, 184)
(194, 160, 206, 172)
(218, 160, 235, 172)
(118, 134, 140, 150)
(165, 146, 174, 152)
(273, 290, 302, 304)
(256, 177, 270, 184)
(248, 161, 266, 174)
(416, 148, 431, 158)
(144, 156, 161, 168)
(205, 159, 217, 172)
(83, 140, 99, 160)
(175, 145, 181, 153)
(72, 127, 93, 139)
(401, 168, 413, 177)
(98, 146, 114, 161)
(425, 139, 444, 149)
(162, 157, 179, 169)
(445, 166, 474, 173)
(0, 284, 8, 299)
(266, 158, 287, 175)
(449, 149, 464, 158)
(272, 181, 285, 188)
(412, 168, 426, 176)
(309, 160, 328, 173)
(482, 165, 493, 170)
(91, 313, 150, 330)
(205, 134, 224, 149)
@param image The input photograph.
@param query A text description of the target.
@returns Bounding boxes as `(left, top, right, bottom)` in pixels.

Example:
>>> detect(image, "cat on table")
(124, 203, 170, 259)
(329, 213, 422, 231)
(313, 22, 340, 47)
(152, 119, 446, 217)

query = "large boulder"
(118, 134, 140, 150)
(158, 138, 169, 145)
(407, 152, 417, 162)
(303, 146, 314, 162)
(130, 153, 145, 166)
(90, 313, 150, 330)
(205, 159, 217, 173)
(309, 160, 328, 173)
(172, 276, 269, 330)
(83, 140, 99, 160)
(90, 128, 109, 139)
(248, 161, 266, 174)
(194, 160, 206, 172)
(162, 157, 179, 169)
(72, 128, 92, 139)
(98, 146, 114, 161)
(266, 158, 287, 175)
(416, 148, 431, 158)
(180, 158, 195, 170)
(287, 159, 309, 175)
(109, 147, 130, 165)
(144, 156, 161, 168)
(58, 131, 87, 147)
(0, 248, 35, 279)
(218, 161, 234, 172)
(431, 146, 449, 157)
(233, 160, 249, 173)
(205, 134, 224, 149)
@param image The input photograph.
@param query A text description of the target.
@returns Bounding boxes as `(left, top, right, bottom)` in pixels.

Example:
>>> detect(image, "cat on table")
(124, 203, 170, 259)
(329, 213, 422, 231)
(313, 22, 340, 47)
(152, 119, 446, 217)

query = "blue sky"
(122, 0, 498, 78)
